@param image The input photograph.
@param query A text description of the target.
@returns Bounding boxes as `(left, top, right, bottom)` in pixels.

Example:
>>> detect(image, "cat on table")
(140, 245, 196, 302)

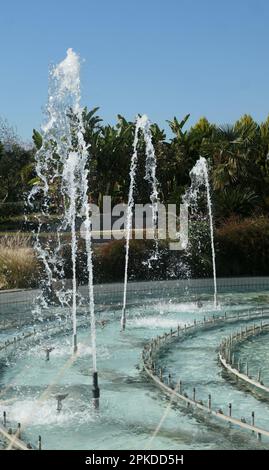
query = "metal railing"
(219, 322, 269, 396)
(142, 308, 269, 442)
(0, 416, 41, 450)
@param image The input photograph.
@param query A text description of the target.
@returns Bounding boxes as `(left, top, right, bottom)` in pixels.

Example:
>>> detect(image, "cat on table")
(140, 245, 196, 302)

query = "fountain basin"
(1, 284, 269, 449)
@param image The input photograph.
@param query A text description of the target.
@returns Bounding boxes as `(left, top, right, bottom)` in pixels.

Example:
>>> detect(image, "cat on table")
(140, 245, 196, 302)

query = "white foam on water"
(25, 341, 109, 360)
(0, 398, 95, 427)
(153, 301, 221, 314)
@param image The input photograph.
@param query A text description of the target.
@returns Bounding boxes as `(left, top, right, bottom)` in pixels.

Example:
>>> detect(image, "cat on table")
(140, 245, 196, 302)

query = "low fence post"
(251, 411, 255, 427)
(17, 422, 21, 439)
(229, 349, 232, 364)
(208, 394, 211, 410)
(168, 374, 171, 387)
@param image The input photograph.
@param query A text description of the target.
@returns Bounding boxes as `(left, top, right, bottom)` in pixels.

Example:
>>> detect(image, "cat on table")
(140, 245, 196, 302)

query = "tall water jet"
(143, 116, 159, 261)
(186, 156, 217, 307)
(28, 49, 99, 405)
(121, 121, 139, 331)
(121, 115, 159, 331)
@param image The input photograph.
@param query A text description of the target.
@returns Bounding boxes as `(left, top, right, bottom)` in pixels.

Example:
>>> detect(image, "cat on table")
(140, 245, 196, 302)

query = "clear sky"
(1, 0, 269, 140)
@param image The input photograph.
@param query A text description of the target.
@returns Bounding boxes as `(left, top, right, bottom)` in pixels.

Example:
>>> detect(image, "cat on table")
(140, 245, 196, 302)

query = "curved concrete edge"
(219, 353, 269, 394)
(143, 360, 269, 438)
(0, 424, 30, 450)
(142, 310, 269, 440)
(219, 323, 269, 396)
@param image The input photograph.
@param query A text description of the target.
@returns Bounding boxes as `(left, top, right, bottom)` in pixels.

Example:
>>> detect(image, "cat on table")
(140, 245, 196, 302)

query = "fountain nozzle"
(121, 309, 126, 331)
(92, 371, 100, 409)
(73, 334, 78, 353)
(55, 393, 68, 412)
(44, 347, 55, 361)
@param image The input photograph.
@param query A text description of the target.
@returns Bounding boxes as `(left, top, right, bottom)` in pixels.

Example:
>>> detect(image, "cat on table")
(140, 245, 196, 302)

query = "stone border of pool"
(1, 276, 269, 308)
(219, 323, 269, 397)
(0, 422, 33, 450)
(142, 309, 269, 442)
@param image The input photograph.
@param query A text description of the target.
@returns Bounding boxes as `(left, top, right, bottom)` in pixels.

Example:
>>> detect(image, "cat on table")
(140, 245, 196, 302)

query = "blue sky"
(1, 0, 269, 140)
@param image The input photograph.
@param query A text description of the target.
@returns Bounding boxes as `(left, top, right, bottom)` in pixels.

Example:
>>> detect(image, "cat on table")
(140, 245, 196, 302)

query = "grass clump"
(0, 233, 39, 289)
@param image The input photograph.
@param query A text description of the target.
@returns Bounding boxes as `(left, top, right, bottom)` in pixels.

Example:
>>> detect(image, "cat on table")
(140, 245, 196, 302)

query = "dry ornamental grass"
(0, 233, 39, 289)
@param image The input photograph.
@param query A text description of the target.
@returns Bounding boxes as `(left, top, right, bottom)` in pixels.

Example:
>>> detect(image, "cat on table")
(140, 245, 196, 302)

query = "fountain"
(28, 49, 99, 405)
(121, 115, 159, 331)
(2, 50, 269, 451)
(186, 156, 217, 307)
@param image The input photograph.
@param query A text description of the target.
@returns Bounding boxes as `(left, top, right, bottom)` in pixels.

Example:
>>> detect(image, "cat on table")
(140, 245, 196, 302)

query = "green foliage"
(0, 143, 35, 203)
(0, 201, 25, 218)
(32, 129, 43, 149)
(214, 188, 259, 220)
(216, 216, 269, 276)
(2, 109, 269, 218)
(167, 114, 190, 139)
(2, 109, 269, 249)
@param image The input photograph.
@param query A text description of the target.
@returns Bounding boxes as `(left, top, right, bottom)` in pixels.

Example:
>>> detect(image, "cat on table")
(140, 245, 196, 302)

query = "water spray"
(29, 49, 100, 403)
(121, 115, 159, 331)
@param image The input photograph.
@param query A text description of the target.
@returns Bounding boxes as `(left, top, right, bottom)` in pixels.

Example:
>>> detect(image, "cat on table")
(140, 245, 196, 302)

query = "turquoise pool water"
(0, 290, 269, 450)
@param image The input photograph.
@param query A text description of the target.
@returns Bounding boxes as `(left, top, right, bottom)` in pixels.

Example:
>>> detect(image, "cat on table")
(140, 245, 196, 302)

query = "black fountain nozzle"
(73, 334, 78, 353)
(44, 346, 55, 361)
(121, 308, 126, 331)
(55, 393, 68, 412)
(92, 371, 100, 408)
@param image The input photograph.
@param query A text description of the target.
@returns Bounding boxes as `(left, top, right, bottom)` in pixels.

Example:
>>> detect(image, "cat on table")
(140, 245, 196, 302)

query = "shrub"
(0, 201, 25, 218)
(216, 216, 269, 276)
(93, 239, 191, 283)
